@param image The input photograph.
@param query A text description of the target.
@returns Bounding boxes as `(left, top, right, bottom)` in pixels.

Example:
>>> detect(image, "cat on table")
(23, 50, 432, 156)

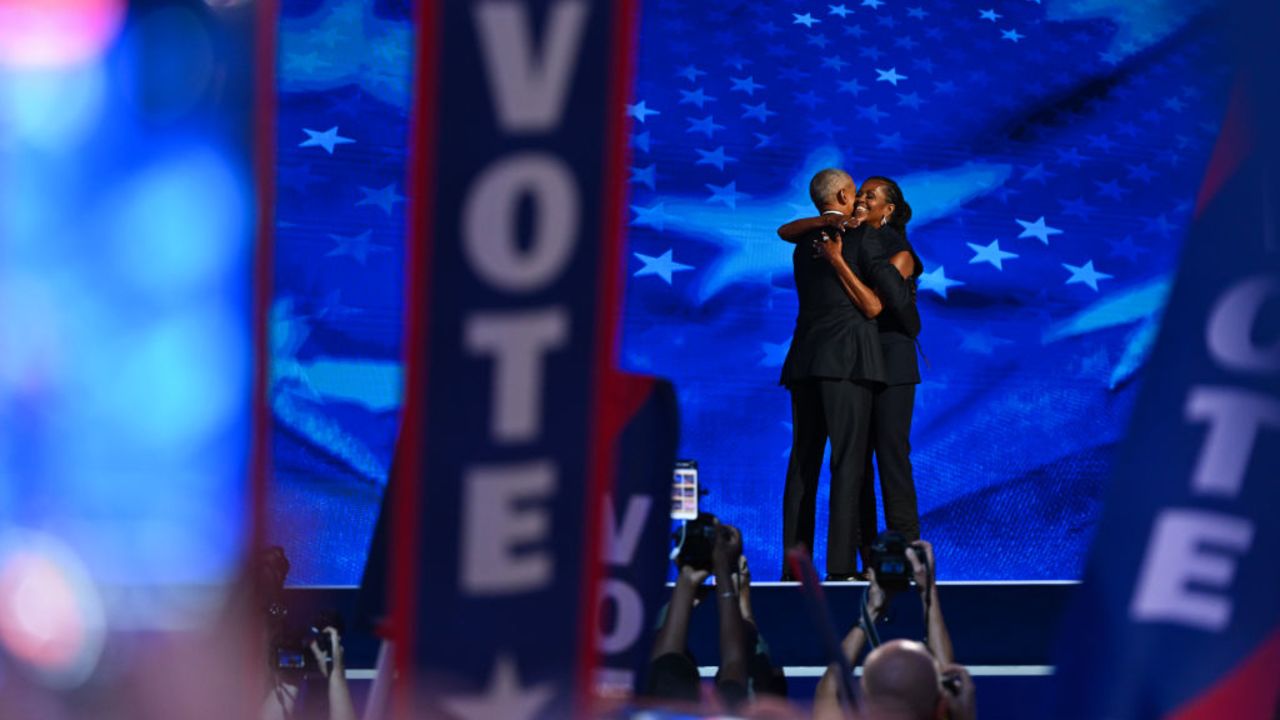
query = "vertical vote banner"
(392, 1, 638, 718)
(597, 376, 679, 695)
(1052, 3, 1280, 716)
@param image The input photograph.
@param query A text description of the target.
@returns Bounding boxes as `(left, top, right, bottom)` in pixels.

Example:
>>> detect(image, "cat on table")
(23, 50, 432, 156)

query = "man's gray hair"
(809, 168, 852, 208)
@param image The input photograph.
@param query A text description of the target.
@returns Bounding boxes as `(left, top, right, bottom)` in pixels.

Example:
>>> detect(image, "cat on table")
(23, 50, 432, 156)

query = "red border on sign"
(575, 0, 643, 713)
(392, 0, 443, 714)
(248, 1, 281, 710)
(250, 0, 279, 556)
(1195, 78, 1252, 218)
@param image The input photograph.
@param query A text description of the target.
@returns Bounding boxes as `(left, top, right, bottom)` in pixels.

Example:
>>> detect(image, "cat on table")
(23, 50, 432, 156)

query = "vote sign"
(391, 2, 637, 718)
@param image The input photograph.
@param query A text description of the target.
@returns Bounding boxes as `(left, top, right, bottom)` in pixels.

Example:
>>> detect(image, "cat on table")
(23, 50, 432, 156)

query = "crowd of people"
(645, 519, 974, 719)
(256, 522, 972, 719)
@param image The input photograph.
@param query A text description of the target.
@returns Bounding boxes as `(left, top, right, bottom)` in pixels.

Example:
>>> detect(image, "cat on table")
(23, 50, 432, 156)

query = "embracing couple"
(778, 169, 924, 581)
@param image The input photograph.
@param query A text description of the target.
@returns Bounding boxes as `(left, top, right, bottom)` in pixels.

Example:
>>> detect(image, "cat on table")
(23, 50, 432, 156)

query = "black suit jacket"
(865, 226, 922, 386)
(779, 224, 886, 386)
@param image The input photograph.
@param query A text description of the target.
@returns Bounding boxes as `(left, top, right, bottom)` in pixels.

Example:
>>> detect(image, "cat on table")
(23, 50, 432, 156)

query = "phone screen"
(672, 460, 698, 520)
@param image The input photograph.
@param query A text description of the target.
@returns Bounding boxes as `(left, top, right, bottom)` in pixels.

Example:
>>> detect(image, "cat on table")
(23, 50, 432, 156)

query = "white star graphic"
(1062, 260, 1113, 291)
(875, 67, 907, 85)
(967, 239, 1019, 270)
(631, 203, 676, 231)
(356, 183, 404, 215)
(440, 655, 556, 720)
(326, 230, 385, 264)
(741, 101, 776, 122)
(793, 12, 820, 27)
(1001, 28, 1025, 42)
(678, 87, 716, 108)
(730, 76, 765, 95)
(840, 78, 867, 96)
(979, 8, 1002, 21)
(705, 181, 749, 209)
(695, 146, 737, 171)
(1015, 216, 1063, 245)
(918, 266, 965, 299)
(299, 126, 354, 154)
(862, 0, 884, 8)
(828, 4, 852, 18)
(634, 249, 694, 284)
(687, 115, 726, 137)
(630, 164, 656, 190)
(626, 100, 660, 122)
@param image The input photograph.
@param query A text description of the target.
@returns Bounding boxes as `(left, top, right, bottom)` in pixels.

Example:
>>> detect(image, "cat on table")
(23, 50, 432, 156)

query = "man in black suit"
(777, 169, 887, 580)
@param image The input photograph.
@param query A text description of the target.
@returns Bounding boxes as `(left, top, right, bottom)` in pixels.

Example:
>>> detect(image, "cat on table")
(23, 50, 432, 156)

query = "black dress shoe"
(825, 571, 868, 582)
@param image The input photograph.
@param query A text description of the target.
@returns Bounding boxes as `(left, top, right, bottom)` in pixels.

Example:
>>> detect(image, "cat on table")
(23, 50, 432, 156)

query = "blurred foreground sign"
(1053, 3, 1280, 716)
(391, 1, 638, 718)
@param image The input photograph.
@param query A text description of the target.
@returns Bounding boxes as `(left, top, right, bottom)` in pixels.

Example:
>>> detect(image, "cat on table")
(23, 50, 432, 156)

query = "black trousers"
(782, 379, 874, 576)
(859, 383, 921, 557)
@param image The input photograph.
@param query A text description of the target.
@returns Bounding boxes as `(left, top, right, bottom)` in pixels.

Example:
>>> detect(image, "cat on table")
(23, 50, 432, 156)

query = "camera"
(256, 545, 344, 674)
(869, 531, 919, 591)
(273, 609, 344, 673)
(671, 511, 718, 571)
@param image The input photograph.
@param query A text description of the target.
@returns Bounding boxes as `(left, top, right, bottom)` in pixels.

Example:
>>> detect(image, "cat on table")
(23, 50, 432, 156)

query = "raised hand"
(940, 663, 976, 720)
(865, 567, 890, 619)
(307, 627, 344, 680)
(907, 540, 935, 594)
(679, 563, 710, 586)
(713, 523, 743, 569)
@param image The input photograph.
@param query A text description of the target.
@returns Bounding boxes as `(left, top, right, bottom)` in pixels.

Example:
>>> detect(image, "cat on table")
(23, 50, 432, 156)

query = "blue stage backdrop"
(268, 0, 1229, 585)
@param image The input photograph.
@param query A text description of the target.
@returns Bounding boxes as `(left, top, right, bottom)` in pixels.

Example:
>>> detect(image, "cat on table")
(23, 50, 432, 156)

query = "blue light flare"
(108, 150, 248, 298)
(0, 0, 255, 600)
(0, 63, 107, 151)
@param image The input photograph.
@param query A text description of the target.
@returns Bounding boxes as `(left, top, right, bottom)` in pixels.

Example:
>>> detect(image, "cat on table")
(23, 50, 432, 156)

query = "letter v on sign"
(474, 1, 591, 133)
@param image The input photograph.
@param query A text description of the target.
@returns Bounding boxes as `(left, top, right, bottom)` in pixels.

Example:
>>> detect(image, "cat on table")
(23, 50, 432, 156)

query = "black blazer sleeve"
(860, 227, 921, 337)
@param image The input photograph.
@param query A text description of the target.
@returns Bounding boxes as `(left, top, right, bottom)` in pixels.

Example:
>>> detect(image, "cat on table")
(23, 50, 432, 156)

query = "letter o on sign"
(597, 579, 644, 655)
(463, 152, 580, 293)
(1207, 275, 1280, 374)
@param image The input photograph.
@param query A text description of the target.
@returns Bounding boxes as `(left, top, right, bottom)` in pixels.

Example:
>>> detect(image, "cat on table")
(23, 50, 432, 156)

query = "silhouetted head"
(860, 640, 945, 720)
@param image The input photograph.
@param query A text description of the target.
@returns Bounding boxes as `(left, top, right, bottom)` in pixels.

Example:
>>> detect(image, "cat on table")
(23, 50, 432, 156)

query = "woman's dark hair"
(863, 175, 912, 240)
(864, 175, 922, 283)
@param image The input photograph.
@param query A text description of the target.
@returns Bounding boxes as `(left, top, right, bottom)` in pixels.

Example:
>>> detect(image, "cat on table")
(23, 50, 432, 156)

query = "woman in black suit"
(852, 176, 923, 573)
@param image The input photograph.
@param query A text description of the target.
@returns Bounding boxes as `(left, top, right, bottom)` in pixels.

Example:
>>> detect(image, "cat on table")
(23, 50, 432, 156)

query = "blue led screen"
(268, 0, 1228, 584)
